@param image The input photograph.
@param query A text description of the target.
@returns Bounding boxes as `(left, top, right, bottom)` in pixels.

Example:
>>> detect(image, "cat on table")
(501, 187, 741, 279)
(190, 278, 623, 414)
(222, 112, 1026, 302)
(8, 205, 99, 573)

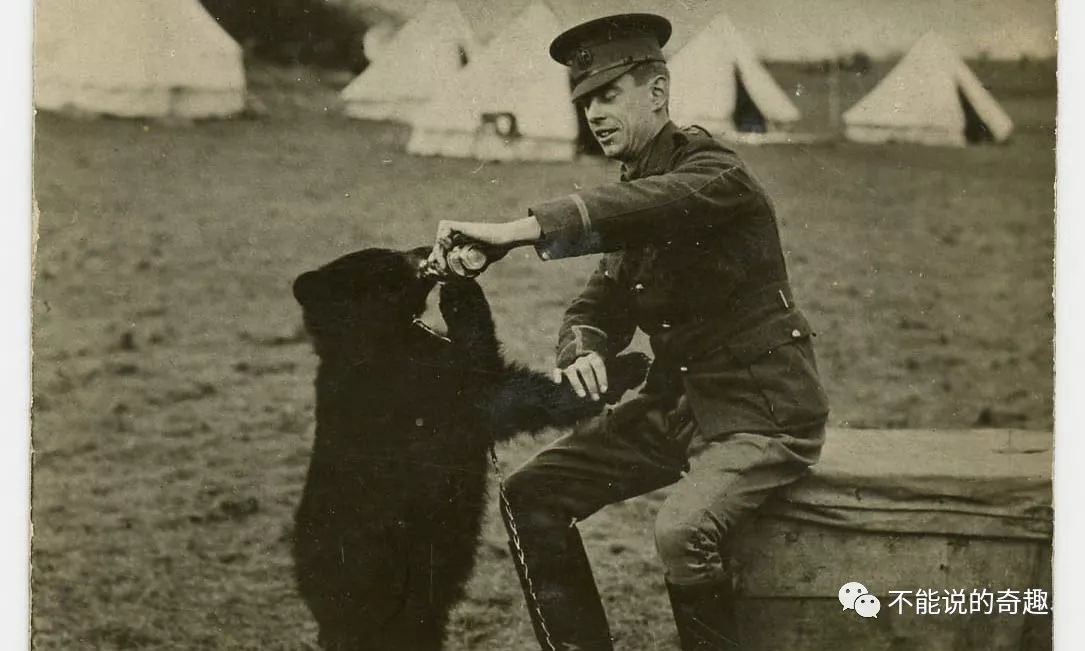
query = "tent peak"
(842, 32, 1013, 146)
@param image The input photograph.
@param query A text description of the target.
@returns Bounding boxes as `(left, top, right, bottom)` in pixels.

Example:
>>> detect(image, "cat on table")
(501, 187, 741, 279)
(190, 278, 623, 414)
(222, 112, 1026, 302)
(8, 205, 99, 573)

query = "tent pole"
(828, 57, 841, 132)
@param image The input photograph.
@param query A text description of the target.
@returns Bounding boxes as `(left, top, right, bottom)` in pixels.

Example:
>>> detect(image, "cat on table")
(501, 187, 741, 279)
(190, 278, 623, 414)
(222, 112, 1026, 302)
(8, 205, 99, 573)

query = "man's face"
(581, 73, 661, 161)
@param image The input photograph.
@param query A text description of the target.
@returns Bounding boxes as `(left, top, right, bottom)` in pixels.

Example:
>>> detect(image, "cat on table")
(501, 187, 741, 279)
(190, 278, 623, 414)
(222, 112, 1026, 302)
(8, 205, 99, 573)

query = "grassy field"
(31, 61, 1054, 649)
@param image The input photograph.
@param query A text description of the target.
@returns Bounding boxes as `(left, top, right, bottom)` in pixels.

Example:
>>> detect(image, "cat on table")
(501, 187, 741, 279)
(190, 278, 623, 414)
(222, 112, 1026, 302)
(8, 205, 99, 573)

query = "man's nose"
(584, 98, 605, 123)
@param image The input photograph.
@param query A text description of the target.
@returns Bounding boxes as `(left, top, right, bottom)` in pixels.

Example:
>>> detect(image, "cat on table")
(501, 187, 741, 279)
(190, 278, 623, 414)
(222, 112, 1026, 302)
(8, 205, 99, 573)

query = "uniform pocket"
(725, 311, 813, 364)
(725, 312, 830, 428)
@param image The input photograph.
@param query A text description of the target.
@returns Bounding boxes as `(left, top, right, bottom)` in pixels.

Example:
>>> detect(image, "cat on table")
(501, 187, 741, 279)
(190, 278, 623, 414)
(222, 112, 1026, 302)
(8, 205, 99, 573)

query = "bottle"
(446, 244, 490, 278)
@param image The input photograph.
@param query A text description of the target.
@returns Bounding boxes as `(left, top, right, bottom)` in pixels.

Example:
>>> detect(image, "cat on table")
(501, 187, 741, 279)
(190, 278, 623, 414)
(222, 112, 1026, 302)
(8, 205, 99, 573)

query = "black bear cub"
(291, 246, 648, 651)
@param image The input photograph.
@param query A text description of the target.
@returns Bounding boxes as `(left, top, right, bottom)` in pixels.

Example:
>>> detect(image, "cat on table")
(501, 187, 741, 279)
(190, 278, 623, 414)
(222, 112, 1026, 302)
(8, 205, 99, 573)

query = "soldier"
(428, 13, 830, 651)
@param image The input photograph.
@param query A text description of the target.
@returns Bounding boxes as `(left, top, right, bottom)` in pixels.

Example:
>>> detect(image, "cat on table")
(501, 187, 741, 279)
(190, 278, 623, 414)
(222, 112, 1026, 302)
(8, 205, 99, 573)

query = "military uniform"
(533, 120, 829, 439)
(499, 14, 830, 651)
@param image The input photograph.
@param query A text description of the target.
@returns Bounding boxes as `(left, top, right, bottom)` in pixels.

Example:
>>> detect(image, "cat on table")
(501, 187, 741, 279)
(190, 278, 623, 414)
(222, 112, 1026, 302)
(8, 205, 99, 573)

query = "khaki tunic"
(529, 121, 830, 436)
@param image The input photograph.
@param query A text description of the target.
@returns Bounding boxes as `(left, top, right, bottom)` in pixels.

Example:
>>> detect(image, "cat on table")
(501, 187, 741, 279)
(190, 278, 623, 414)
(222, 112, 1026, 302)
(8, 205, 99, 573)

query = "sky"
(352, 0, 1056, 60)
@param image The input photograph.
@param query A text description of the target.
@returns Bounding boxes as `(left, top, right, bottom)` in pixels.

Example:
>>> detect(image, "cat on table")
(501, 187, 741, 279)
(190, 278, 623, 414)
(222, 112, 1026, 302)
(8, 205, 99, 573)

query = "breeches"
(504, 393, 825, 586)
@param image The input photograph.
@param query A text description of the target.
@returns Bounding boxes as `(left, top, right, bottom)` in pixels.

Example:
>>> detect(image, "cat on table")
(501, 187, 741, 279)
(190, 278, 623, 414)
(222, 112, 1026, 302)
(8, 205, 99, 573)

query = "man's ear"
(649, 74, 669, 112)
(292, 270, 325, 306)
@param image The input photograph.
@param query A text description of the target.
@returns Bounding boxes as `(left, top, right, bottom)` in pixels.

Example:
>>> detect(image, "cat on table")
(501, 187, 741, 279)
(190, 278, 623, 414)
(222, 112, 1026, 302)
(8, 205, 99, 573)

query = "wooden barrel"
(732, 428, 1052, 650)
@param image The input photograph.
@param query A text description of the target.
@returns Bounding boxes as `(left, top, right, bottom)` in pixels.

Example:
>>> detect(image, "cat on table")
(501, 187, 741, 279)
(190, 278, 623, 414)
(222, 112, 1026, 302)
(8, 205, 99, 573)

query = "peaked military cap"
(549, 13, 672, 104)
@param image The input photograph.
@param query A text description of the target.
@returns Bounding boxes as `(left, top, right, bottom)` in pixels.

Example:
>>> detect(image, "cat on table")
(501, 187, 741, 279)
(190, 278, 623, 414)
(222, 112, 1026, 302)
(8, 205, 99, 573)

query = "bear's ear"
(293, 270, 327, 307)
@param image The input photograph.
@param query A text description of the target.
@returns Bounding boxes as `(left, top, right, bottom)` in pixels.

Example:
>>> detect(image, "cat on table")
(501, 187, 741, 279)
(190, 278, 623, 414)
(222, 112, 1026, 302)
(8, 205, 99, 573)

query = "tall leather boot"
(501, 505, 613, 651)
(665, 579, 741, 650)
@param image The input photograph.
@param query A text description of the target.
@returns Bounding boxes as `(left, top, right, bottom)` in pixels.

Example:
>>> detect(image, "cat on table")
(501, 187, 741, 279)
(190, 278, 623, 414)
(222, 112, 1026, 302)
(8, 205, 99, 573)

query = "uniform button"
(540, 251, 551, 260)
(634, 282, 645, 292)
(679, 365, 689, 373)
(791, 329, 802, 338)
(603, 271, 611, 279)
(661, 321, 672, 329)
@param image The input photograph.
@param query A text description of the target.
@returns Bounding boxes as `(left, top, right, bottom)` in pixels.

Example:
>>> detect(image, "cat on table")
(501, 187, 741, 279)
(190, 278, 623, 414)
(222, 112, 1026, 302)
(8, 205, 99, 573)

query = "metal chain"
(489, 444, 558, 651)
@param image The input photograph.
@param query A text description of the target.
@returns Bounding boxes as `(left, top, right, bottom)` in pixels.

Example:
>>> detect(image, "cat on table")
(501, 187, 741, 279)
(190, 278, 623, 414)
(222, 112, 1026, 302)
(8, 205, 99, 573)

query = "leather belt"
(649, 280, 796, 362)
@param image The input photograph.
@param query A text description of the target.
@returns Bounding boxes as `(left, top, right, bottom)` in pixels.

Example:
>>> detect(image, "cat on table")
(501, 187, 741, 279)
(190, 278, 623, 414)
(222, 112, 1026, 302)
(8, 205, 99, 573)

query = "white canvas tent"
(34, 0, 246, 119)
(667, 10, 800, 143)
(360, 22, 398, 64)
(407, 1, 579, 162)
(357, 0, 1055, 62)
(843, 31, 1014, 146)
(341, 0, 479, 122)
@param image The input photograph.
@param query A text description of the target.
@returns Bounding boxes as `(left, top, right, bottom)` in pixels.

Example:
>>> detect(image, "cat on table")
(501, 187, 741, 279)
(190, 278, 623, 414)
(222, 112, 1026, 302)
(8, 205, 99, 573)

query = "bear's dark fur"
(291, 246, 648, 651)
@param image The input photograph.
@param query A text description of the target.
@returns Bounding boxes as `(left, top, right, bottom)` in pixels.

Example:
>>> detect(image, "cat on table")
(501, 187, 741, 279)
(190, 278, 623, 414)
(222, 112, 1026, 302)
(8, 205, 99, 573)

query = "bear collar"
(412, 316, 451, 344)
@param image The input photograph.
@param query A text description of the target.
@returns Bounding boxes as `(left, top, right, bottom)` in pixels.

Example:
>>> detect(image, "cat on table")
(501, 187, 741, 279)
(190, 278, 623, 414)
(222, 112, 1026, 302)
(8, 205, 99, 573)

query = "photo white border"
(1054, 0, 1082, 647)
(0, 0, 1075, 648)
(0, 0, 32, 648)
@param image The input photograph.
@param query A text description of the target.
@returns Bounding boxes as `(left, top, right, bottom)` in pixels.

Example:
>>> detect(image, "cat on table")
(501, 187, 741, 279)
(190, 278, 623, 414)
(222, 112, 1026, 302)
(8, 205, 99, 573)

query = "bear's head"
(293, 246, 436, 359)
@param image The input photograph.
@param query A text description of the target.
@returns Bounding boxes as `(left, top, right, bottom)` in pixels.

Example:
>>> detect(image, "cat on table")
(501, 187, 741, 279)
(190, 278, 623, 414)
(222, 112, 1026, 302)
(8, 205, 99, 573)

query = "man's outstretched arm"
(428, 217, 541, 276)
(427, 217, 637, 401)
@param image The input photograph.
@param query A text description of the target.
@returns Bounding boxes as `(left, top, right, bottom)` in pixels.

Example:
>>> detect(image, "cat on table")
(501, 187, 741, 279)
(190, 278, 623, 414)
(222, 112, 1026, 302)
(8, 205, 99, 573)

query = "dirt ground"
(30, 62, 1054, 649)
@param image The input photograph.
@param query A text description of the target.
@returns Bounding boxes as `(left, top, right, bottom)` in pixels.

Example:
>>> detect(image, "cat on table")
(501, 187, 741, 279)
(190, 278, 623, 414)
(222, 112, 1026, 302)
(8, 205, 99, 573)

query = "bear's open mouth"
(411, 287, 450, 343)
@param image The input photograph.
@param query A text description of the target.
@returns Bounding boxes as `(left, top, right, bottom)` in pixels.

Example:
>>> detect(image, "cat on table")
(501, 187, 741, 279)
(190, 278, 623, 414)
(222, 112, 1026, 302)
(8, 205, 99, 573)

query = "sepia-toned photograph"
(30, 1, 1056, 649)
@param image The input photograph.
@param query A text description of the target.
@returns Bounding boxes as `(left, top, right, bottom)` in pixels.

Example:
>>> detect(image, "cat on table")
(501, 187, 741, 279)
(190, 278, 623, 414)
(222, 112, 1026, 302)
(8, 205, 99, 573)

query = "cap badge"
(573, 47, 593, 69)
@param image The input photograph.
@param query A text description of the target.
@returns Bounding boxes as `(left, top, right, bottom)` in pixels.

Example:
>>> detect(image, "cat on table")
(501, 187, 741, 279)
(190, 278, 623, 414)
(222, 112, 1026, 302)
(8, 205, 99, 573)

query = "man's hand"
(429, 217, 542, 276)
(551, 352, 608, 402)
